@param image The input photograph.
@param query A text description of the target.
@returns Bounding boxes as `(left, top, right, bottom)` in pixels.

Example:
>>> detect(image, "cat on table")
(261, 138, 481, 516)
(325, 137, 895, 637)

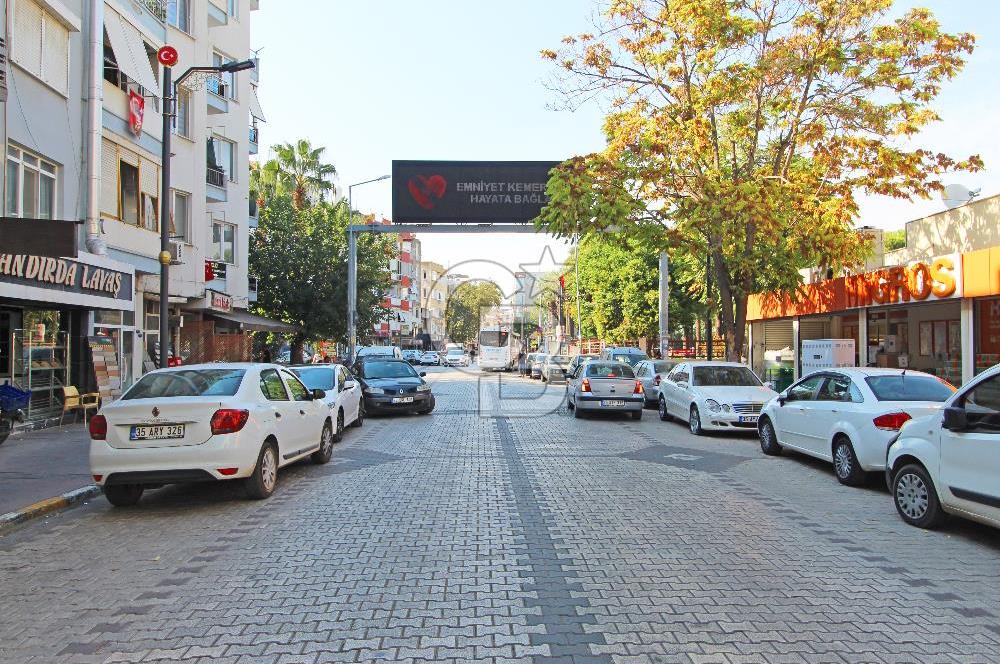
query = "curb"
(0, 485, 101, 534)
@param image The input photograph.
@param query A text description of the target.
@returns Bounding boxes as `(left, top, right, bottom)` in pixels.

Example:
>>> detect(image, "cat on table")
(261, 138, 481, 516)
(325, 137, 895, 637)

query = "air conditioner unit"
(168, 241, 186, 264)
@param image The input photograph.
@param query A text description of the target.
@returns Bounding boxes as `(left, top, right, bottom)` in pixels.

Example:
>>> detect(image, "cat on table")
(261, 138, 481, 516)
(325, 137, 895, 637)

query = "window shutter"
(100, 139, 119, 217)
(140, 157, 159, 197)
(118, 145, 139, 167)
(41, 12, 68, 93)
(13, 0, 43, 77)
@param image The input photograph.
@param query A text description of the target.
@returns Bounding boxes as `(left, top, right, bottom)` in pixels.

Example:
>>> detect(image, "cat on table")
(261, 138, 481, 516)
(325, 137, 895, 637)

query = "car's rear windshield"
(292, 367, 335, 391)
(865, 375, 955, 402)
(692, 366, 760, 387)
(360, 361, 418, 379)
(123, 369, 246, 399)
(610, 352, 647, 366)
(586, 363, 635, 378)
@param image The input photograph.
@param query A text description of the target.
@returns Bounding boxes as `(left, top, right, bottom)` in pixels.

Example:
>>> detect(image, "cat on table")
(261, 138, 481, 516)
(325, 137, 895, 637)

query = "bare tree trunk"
(712, 252, 741, 362)
(290, 333, 306, 365)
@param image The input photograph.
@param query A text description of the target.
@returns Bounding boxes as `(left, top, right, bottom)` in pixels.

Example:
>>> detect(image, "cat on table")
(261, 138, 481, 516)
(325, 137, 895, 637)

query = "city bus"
(477, 325, 522, 371)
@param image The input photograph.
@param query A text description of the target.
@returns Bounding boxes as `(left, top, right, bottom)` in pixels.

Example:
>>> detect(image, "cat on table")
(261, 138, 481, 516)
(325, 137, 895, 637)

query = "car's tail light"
(89, 414, 107, 440)
(210, 409, 249, 435)
(654, 374, 661, 386)
(92, 474, 103, 482)
(634, 380, 644, 395)
(217, 467, 239, 476)
(581, 378, 592, 393)
(873, 412, 912, 431)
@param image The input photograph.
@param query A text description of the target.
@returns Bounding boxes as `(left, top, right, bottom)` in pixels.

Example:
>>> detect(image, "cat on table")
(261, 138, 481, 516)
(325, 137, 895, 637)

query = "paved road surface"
(1, 367, 998, 663)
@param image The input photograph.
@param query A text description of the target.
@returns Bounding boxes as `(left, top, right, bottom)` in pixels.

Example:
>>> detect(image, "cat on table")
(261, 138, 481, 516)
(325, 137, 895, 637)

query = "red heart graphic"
(407, 175, 447, 210)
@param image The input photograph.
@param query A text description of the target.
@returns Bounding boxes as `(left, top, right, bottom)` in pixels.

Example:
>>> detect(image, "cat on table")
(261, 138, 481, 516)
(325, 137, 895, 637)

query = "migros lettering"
(845, 256, 958, 308)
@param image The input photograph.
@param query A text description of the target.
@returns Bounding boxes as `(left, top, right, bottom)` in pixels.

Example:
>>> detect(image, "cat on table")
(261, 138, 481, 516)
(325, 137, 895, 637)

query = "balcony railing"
(140, 0, 168, 22)
(206, 166, 226, 188)
(249, 125, 259, 144)
(205, 75, 227, 98)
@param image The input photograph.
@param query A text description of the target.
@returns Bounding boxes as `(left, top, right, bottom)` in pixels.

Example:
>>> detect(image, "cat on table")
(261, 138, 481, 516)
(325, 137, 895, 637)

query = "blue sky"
(253, 1, 1000, 290)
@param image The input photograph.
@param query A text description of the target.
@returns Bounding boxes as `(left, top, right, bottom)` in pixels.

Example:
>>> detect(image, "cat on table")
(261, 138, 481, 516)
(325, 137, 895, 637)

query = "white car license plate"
(392, 396, 414, 404)
(601, 400, 626, 407)
(130, 424, 185, 440)
(739, 415, 759, 424)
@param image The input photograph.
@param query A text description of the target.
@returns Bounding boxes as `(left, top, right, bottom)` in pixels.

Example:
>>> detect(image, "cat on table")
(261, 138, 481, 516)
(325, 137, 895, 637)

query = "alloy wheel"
(834, 444, 853, 479)
(321, 425, 333, 455)
(896, 472, 929, 520)
(689, 408, 700, 434)
(261, 447, 277, 493)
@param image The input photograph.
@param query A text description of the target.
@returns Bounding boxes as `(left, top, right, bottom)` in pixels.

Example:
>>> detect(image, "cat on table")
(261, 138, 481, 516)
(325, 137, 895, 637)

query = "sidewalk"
(0, 423, 93, 517)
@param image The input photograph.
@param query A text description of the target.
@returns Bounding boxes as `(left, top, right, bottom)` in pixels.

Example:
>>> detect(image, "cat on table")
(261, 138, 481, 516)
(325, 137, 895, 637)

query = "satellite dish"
(941, 183, 981, 209)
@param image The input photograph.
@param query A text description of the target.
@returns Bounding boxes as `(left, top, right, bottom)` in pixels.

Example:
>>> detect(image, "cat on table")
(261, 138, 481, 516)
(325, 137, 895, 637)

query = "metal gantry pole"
(575, 235, 582, 347)
(658, 252, 669, 359)
(347, 188, 357, 365)
(158, 66, 173, 369)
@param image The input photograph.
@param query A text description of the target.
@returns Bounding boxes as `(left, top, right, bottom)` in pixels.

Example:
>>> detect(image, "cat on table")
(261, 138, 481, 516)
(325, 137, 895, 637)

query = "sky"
(253, 0, 1000, 295)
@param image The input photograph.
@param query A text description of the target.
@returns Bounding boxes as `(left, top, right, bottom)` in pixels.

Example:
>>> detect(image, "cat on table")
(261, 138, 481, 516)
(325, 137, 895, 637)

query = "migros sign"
(845, 253, 962, 308)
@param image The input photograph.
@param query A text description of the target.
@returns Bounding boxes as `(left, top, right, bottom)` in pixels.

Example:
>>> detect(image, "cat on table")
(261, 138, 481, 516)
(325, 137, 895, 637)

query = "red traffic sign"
(157, 46, 179, 67)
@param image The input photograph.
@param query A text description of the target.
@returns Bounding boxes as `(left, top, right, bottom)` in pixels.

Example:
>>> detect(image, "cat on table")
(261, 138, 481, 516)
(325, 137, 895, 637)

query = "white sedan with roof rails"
(657, 361, 777, 435)
(89, 363, 333, 506)
(759, 368, 955, 485)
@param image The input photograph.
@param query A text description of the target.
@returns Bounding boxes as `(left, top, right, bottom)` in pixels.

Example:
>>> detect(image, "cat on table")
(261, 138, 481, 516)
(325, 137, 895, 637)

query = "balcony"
(206, 167, 227, 202)
(206, 76, 229, 114)
(248, 276, 258, 303)
(139, 0, 168, 22)
(249, 124, 259, 155)
(250, 56, 259, 84)
(249, 198, 259, 228)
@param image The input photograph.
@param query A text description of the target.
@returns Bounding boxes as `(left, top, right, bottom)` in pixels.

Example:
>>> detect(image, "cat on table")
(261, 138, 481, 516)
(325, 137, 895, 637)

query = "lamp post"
(346, 175, 391, 366)
(157, 54, 255, 369)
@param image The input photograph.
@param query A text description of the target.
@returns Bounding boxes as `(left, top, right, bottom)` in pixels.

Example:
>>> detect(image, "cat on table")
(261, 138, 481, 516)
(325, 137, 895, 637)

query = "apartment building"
(419, 260, 447, 348)
(0, 0, 265, 422)
(375, 232, 421, 345)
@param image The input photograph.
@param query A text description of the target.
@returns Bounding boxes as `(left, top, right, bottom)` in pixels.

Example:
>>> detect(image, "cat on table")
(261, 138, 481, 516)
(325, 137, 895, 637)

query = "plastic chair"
(61, 386, 100, 425)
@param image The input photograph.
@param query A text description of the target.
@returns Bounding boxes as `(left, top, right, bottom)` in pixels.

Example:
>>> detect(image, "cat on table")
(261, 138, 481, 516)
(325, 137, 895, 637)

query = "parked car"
(443, 349, 470, 367)
(758, 368, 955, 485)
(530, 354, 549, 379)
(291, 364, 364, 437)
(657, 361, 777, 435)
(357, 345, 403, 361)
(420, 351, 442, 366)
(567, 360, 644, 420)
(89, 363, 333, 506)
(886, 363, 999, 530)
(401, 350, 422, 364)
(356, 358, 435, 415)
(599, 346, 649, 367)
(541, 355, 573, 383)
(566, 354, 599, 377)
(634, 359, 677, 405)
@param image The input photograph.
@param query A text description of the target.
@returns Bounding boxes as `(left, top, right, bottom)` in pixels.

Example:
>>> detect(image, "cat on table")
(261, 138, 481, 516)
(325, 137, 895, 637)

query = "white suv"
(887, 363, 1000, 530)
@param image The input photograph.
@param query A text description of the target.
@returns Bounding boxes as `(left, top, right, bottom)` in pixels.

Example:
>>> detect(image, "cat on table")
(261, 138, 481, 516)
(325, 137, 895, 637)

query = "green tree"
(270, 139, 338, 210)
(249, 196, 392, 360)
(539, 0, 981, 360)
(445, 282, 503, 344)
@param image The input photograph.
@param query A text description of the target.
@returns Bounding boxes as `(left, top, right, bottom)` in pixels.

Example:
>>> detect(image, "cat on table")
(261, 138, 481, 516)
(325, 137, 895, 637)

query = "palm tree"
(272, 139, 337, 210)
(249, 160, 281, 208)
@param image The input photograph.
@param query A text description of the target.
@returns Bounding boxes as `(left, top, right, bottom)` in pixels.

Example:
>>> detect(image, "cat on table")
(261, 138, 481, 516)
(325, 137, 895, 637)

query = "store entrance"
(0, 308, 23, 381)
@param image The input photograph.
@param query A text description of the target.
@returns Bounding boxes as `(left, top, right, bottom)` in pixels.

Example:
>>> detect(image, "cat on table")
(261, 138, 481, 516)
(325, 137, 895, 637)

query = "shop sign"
(209, 290, 232, 313)
(0, 253, 132, 301)
(845, 253, 962, 308)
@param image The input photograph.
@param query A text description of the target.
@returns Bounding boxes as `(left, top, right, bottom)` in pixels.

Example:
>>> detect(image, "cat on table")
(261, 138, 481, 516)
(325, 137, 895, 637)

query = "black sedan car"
(356, 358, 435, 415)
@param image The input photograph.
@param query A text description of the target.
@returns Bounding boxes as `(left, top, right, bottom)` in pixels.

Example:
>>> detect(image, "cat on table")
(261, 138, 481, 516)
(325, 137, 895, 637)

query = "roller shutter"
(100, 139, 119, 217)
(13, 0, 43, 77)
(763, 320, 793, 352)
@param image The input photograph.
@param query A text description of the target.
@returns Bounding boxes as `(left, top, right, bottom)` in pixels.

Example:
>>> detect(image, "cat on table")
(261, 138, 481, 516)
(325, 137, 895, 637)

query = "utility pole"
(658, 252, 669, 359)
(158, 65, 173, 369)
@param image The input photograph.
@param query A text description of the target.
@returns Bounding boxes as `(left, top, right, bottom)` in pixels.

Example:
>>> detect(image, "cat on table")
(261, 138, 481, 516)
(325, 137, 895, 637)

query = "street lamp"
(346, 175, 391, 365)
(157, 52, 256, 369)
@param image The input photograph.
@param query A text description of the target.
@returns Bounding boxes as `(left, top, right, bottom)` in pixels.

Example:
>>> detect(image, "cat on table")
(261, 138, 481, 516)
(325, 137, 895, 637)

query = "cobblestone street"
(1, 367, 998, 663)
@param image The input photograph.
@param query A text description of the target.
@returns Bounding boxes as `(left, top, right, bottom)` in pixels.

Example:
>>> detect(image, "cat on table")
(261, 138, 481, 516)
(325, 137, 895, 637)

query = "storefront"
(0, 252, 135, 421)
(748, 248, 1000, 386)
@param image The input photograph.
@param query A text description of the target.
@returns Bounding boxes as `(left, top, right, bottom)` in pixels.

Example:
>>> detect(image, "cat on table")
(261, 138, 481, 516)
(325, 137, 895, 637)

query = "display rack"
(11, 329, 69, 421)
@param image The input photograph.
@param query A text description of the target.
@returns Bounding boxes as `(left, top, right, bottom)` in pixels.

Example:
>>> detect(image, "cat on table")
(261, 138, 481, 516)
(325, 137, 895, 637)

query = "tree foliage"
(265, 139, 338, 210)
(445, 282, 503, 344)
(538, 0, 981, 360)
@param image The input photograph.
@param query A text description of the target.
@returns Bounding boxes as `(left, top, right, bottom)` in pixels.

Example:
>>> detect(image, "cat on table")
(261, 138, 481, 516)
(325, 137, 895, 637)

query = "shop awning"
(249, 86, 266, 122)
(209, 310, 298, 334)
(104, 10, 160, 94)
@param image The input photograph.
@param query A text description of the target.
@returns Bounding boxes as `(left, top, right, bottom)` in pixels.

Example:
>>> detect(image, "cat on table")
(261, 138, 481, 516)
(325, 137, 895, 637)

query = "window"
(119, 161, 140, 225)
(12, 0, 69, 94)
(208, 137, 236, 182)
(282, 371, 310, 401)
(816, 375, 858, 403)
(211, 52, 238, 100)
(124, 369, 246, 399)
(961, 374, 1000, 431)
(167, 0, 190, 32)
(228, 0, 238, 18)
(174, 89, 191, 137)
(292, 367, 335, 391)
(212, 221, 236, 264)
(259, 369, 288, 401)
(788, 374, 825, 402)
(6, 146, 57, 219)
(865, 375, 955, 402)
(586, 363, 636, 379)
(170, 191, 190, 241)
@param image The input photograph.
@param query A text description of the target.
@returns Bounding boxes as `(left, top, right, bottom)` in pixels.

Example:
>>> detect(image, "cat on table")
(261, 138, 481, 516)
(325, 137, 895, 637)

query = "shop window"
(119, 160, 140, 225)
(212, 221, 236, 265)
(6, 145, 57, 219)
(13, 0, 69, 95)
(976, 298, 1000, 375)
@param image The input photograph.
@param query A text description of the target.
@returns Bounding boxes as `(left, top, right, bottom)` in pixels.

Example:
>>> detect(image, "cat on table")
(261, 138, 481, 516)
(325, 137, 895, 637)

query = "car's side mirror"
(343, 380, 357, 391)
(777, 396, 786, 407)
(311, 389, 326, 400)
(764, 381, 776, 391)
(942, 406, 968, 432)
(420, 371, 427, 377)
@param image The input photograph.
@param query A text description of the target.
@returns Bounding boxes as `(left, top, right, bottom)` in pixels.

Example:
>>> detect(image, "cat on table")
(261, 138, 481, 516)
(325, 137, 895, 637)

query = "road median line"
(0, 485, 101, 534)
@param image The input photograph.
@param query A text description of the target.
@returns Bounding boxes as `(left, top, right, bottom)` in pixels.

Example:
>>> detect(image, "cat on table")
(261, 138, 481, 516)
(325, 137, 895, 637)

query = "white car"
(443, 350, 470, 367)
(758, 368, 955, 485)
(290, 364, 364, 435)
(887, 363, 1000, 530)
(657, 361, 777, 435)
(420, 351, 441, 366)
(89, 363, 332, 506)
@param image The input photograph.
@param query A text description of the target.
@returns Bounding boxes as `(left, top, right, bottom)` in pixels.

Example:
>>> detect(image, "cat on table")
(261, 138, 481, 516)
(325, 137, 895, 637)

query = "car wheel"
(104, 483, 144, 507)
(311, 421, 334, 464)
(658, 397, 671, 422)
(892, 463, 946, 529)
(689, 405, 704, 436)
(332, 410, 345, 442)
(245, 441, 278, 500)
(418, 399, 435, 415)
(351, 404, 364, 428)
(758, 418, 782, 456)
(573, 401, 584, 418)
(832, 436, 866, 486)
(631, 409, 642, 421)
